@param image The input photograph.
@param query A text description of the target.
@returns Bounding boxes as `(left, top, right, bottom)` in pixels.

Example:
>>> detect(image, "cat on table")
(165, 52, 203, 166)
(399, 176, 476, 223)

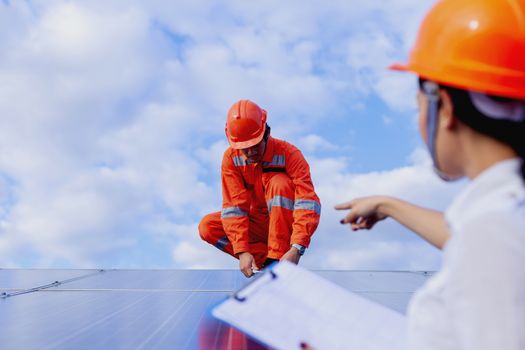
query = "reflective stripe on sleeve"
(267, 196, 295, 213)
(294, 199, 321, 215)
(221, 206, 248, 218)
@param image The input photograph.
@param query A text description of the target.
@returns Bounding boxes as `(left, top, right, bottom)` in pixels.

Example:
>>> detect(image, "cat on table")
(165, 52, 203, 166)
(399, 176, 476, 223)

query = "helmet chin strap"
(422, 81, 462, 182)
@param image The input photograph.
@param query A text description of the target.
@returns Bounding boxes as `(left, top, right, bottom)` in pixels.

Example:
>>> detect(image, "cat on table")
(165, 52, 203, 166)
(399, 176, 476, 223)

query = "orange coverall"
(199, 137, 321, 268)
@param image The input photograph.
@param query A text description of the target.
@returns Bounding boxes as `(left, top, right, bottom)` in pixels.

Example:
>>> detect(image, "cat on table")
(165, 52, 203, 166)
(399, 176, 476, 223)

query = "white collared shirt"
(407, 158, 525, 350)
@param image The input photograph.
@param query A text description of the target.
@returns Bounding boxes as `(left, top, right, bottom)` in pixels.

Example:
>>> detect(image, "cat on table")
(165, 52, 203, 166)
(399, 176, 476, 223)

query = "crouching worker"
(199, 99, 321, 277)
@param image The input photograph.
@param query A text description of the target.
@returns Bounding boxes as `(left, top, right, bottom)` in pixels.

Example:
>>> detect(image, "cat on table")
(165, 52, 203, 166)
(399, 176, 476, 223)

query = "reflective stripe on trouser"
(198, 211, 269, 268)
(264, 172, 295, 259)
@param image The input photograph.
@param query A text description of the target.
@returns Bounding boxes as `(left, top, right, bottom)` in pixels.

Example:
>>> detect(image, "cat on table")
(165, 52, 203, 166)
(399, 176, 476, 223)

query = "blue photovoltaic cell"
(0, 269, 432, 349)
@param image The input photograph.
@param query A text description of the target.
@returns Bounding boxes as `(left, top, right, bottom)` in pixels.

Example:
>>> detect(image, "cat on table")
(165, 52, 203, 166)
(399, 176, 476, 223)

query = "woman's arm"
(335, 196, 449, 249)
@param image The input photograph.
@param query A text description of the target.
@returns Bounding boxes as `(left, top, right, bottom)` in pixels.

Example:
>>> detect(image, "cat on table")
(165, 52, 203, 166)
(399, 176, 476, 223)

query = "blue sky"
(0, 0, 465, 270)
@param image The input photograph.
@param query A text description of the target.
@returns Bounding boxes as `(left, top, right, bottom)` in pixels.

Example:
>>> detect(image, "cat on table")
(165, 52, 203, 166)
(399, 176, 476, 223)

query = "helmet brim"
(227, 124, 266, 149)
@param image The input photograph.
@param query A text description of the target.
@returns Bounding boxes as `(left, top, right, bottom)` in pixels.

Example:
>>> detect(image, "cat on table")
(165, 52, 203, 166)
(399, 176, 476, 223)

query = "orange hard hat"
(391, 0, 525, 99)
(225, 100, 267, 149)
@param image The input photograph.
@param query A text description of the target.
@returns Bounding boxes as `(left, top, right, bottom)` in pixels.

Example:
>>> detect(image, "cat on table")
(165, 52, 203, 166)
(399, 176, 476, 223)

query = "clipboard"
(212, 261, 408, 350)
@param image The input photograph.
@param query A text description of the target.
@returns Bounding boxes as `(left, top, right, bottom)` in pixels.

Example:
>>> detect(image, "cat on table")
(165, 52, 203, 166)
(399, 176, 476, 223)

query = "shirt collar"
(445, 158, 522, 226)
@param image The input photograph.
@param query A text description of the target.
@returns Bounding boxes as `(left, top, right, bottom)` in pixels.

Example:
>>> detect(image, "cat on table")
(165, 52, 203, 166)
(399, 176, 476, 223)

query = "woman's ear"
(438, 89, 456, 130)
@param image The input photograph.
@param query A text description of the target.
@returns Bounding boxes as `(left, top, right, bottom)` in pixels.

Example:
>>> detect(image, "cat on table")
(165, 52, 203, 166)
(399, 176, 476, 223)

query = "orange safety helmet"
(391, 0, 525, 99)
(225, 100, 267, 149)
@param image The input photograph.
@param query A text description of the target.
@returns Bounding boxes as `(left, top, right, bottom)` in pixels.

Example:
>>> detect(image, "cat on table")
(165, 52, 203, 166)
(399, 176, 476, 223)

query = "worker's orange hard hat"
(391, 0, 525, 100)
(225, 100, 267, 149)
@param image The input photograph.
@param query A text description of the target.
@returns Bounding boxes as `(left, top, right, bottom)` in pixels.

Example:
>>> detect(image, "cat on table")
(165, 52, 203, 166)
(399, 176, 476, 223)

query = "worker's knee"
(267, 173, 294, 194)
(198, 213, 215, 243)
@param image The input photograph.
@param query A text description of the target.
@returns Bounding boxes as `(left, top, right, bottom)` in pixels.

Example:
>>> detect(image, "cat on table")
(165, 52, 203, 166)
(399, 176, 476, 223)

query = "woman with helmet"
(337, 0, 525, 348)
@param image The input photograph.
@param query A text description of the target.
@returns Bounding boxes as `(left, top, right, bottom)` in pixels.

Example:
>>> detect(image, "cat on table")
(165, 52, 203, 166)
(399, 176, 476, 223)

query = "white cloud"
(298, 134, 341, 153)
(0, 2, 182, 267)
(169, 222, 237, 269)
(315, 241, 440, 271)
(304, 149, 465, 270)
(173, 241, 237, 269)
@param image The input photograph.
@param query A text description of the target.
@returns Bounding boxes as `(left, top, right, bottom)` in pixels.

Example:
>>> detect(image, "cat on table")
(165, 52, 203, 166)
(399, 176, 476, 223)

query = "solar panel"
(0, 269, 432, 349)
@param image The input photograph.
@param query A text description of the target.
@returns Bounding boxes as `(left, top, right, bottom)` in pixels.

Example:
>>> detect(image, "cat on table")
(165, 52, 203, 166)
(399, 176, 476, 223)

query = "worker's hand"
(335, 196, 388, 231)
(238, 252, 258, 278)
(280, 248, 301, 264)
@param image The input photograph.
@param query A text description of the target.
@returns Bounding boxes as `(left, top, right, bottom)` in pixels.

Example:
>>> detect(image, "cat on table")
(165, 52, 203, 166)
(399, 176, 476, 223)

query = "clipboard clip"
(233, 268, 278, 302)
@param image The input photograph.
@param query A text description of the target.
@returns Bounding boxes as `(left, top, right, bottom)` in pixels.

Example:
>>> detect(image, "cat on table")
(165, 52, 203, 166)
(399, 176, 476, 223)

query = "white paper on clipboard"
(212, 260, 407, 350)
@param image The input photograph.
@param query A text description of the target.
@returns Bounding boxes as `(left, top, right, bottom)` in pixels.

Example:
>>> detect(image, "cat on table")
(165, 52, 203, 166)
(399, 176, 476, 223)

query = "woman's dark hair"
(419, 78, 525, 183)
